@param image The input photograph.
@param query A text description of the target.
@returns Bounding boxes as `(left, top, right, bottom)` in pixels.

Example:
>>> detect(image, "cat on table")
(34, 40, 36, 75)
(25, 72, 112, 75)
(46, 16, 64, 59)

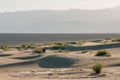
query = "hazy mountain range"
(0, 6, 120, 33)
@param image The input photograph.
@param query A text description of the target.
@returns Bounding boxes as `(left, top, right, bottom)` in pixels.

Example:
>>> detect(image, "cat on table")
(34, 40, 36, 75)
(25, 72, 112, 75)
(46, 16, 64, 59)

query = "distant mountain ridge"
(0, 6, 120, 33)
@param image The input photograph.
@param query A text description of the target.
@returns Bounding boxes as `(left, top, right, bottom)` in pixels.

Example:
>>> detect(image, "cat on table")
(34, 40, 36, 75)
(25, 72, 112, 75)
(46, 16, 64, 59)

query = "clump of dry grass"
(112, 38, 120, 42)
(92, 63, 103, 74)
(33, 48, 43, 53)
(52, 45, 65, 50)
(95, 50, 111, 57)
(21, 44, 36, 49)
(0, 46, 10, 51)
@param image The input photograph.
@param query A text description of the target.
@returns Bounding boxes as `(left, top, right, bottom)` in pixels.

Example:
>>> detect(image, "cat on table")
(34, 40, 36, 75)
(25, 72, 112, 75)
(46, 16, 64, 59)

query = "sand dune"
(0, 42, 120, 80)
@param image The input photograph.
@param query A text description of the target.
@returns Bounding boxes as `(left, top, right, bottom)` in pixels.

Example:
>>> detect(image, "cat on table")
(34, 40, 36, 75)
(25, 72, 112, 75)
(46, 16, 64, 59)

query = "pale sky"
(0, 0, 120, 12)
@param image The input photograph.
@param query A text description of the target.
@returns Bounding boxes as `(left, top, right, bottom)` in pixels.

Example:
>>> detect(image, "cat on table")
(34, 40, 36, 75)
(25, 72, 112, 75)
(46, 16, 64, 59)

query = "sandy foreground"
(0, 41, 120, 80)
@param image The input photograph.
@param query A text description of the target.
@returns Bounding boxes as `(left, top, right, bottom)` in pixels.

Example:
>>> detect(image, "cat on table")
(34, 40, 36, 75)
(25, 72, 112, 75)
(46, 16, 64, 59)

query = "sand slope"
(0, 43, 120, 80)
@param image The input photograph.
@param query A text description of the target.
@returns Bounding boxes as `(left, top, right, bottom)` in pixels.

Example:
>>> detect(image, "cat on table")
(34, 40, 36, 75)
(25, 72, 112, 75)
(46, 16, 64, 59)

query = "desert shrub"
(65, 41, 77, 45)
(18, 47, 23, 51)
(21, 44, 36, 49)
(33, 48, 43, 53)
(21, 44, 27, 49)
(112, 38, 120, 42)
(52, 45, 65, 50)
(0, 46, 10, 51)
(27, 44, 36, 48)
(92, 63, 103, 74)
(95, 50, 111, 57)
(54, 42, 63, 45)
(81, 50, 88, 53)
(105, 38, 111, 40)
(69, 41, 77, 44)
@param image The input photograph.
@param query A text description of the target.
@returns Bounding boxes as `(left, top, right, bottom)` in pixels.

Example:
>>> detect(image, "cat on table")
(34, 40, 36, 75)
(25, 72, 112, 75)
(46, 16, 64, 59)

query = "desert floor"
(0, 41, 120, 80)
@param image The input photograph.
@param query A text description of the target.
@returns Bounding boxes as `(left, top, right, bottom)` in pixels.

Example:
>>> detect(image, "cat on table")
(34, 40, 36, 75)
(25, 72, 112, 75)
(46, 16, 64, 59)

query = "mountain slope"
(0, 6, 120, 33)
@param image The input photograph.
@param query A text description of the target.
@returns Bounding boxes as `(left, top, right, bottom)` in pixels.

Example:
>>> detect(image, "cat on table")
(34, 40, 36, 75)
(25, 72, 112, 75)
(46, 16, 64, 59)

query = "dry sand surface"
(0, 42, 120, 80)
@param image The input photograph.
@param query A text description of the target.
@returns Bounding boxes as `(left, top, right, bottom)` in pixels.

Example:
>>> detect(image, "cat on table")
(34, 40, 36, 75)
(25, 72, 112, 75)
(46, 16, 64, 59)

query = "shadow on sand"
(13, 54, 40, 60)
(106, 63, 120, 67)
(65, 43, 120, 51)
(39, 56, 76, 68)
(0, 54, 13, 57)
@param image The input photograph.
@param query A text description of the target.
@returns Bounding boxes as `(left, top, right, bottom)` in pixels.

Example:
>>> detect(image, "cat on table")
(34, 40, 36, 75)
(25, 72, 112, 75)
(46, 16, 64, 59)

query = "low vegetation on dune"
(0, 46, 10, 51)
(66, 41, 77, 44)
(51, 42, 67, 50)
(21, 44, 36, 49)
(111, 38, 120, 42)
(48, 41, 84, 48)
(52, 45, 66, 50)
(58, 50, 70, 53)
(92, 63, 103, 74)
(65, 41, 84, 45)
(33, 48, 46, 53)
(54, 42, 63, 45)
(33, 48, 43, 53)
(95, 50, 111, 57)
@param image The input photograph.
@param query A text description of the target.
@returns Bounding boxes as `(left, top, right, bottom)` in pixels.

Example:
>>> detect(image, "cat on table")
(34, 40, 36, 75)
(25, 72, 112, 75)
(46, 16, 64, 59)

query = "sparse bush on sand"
(68, 41, 77, 44)
(33, 48, 46, 53)
(54, 42, 63, 45)
(52, 45, 66, 50)
(112, 38, 120, 42)
(92, 63, 103, 74)
(21, 44, 36, 49)
(95, 50, 111, 57)
(33, 48, 43, 53)
(21, 44, 27, 49)
(18, 47, 23, 51)
(0, 46, 10, 51)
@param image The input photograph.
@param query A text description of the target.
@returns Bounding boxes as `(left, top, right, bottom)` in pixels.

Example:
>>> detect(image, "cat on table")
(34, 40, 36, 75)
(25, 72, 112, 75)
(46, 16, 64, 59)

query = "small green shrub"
(54, 42, 63, 45)
(95, 50, 111, 57)
(69, 41, 77, 44)
(33, 48, 42, 53)
(112, 38, 120, 42)
(21, 44, 27, 49)
(27, 44, 36, 48)
(0, 46, 10, 51)
(21, 44, 36, 49)
(52, 45, 65, 50)
(18, 47, 23, 51)
(65, 41, 77, 45)
(92, 63, 103, 74)
(105, 38, 111, 40)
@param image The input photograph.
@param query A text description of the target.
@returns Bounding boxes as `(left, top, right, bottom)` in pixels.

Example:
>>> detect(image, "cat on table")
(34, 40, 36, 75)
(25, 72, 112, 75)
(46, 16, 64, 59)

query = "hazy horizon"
(1, 0, 120, 33)
(0, 0, 120, 13)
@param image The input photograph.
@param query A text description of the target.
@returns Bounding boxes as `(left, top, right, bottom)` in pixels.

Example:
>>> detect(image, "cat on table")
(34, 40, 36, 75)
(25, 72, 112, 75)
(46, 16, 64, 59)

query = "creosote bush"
(0, 46, 10, 51)
(54, 42, 63, 45)
(33, 48, 43, 53)
(95, 50, 111, 57)
(92, 63, 103, 74)
(21, 44, 26, 49)
(112, 38, 120, 42)
(52, 45, 66, 50)
(21, 44, 36, 49)
(68, 41, 77, 44)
